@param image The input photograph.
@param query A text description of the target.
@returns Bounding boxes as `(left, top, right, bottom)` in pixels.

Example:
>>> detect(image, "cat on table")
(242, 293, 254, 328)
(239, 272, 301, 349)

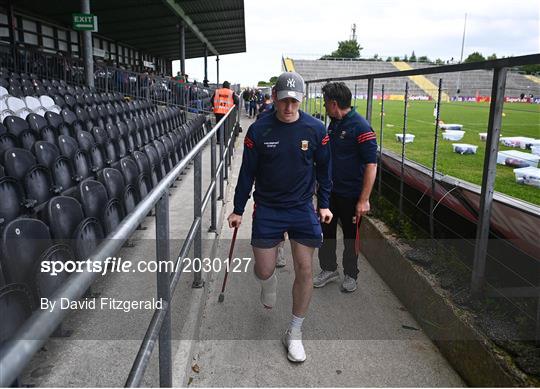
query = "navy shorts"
(251, 202, 323, 248)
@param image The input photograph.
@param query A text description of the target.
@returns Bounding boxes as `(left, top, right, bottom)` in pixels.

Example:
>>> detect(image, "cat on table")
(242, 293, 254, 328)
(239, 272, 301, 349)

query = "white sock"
(289, 314, 304, 332)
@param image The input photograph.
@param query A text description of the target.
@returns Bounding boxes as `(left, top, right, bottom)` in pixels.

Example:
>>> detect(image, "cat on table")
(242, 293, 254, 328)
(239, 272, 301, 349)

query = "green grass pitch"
(306, 99, 540, 205)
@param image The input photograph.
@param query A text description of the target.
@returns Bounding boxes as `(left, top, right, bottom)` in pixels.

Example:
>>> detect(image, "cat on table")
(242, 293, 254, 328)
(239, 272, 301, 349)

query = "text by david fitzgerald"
(41, 297, 163, 313)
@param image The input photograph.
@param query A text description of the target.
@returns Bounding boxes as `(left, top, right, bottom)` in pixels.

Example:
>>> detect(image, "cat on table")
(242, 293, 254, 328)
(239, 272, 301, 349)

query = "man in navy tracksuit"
(314, 82, 377, 293)
(228, 72, 332, 363)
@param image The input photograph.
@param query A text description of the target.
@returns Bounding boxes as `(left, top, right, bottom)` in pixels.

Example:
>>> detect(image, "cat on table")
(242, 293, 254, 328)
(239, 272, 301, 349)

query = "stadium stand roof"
(14, 0, 246, 60)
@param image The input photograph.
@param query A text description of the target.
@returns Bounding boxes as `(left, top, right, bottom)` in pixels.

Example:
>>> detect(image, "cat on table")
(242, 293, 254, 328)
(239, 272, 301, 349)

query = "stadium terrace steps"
(283, 57, 295, 72)
(293, 59, 540, 98)
(294, 59, 429, 96)
(524, 74, 540, 85)
(392, 61, 450, 102)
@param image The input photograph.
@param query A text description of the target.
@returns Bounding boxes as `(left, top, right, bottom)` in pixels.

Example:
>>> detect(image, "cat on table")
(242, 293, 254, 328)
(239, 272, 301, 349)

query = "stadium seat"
(143, 144, 165, 181)
(34, 141, 76, 195)
(0, 218, 52, 285)
(34, 243, 74, 300)
(24, 96, 47, 116)
(119, 156, 148, 202)
(72, 213, 104, 259)
(27, 113, 57, 145)
(4, 115, 37, 150)
(0, 283, 33, 355)
(133, 150, 157, 188)
(39, 95, 61, 114)
(0, 176, 25, 229)
(0, 133, 17, 159)
(45, 196, 85, 242)
(78, 179, 122, 233)
(61, 108, 84, 134)
(6, 97, 33, 119)
(153, 139, 172, 173)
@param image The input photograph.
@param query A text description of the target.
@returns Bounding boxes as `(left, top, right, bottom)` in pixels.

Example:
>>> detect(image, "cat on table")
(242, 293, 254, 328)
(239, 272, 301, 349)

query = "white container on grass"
(442, 130, 465, 141)
(496, 150, 540, 168)
(532, 145, 540, 156)
(500, 136, 536, 149)
(395, 133, 415, 143)
(479, 132, 487, 141)
(513, 166, 540, 188)
(440, 124, 463, 131)
(452, 143, 478, 155)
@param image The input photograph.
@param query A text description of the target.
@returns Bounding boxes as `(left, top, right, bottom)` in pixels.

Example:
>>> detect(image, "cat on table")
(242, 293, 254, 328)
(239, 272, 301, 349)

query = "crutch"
(354, 216, 363, 256)
(218, 226, 238, 303)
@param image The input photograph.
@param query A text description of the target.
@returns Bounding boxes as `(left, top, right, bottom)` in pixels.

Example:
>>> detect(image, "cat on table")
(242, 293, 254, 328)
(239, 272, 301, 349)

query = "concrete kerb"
(360, 216, 538, 387)
(172, 130, 241, 387)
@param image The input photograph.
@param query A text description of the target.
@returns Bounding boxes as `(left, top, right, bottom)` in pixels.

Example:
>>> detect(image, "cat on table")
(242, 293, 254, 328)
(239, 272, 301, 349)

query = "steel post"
(80, 0, 94, 88)
(430, 79, 443, 238)
(399, 82, 409, 220)
(366, 78, 374, 124)
(156, 193, 171, 387)
(209, 132, 217, 232)
(471, 67, 507, 297)
(377, 85, 385, 196)
(193, 151, 204, 288)
(178, 19, 185, 76)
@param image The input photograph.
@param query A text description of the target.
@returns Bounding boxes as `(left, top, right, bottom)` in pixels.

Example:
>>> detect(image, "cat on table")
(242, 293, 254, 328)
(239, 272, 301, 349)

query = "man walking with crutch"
(227, 71, 332, 363)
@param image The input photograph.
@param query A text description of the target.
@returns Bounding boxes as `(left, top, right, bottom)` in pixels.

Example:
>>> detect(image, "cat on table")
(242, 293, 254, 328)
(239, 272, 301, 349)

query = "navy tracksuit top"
(233, 110, 332, 215)
(328, 108, 378, 198)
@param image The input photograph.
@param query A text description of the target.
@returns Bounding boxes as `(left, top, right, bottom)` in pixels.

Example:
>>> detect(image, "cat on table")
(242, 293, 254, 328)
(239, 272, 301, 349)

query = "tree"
(418, 55, 430, 63)
(322, 39, 363, 59)
(487, 53, 497, 61)
(257, 81, 270, 87)
(393, 56, 400, 61)
(435, 58, 444, 65)
(520, 64, 540, 74)
(269, 76, 278, 84)
(403, 54, 408, 62)
(410, 51, 416, 62)
(386, 57, 392, 62)
(464, 52, 486, 63)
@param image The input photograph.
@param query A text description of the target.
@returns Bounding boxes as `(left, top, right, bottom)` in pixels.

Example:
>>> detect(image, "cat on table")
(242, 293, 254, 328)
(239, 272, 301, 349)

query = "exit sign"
(72, 13, 97, 31)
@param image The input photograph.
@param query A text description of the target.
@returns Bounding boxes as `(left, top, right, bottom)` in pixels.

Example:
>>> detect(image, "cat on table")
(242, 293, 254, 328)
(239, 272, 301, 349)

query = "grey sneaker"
(313, 270, 339, 288)
(276, 246, 286, 268)
(341, 275, 357, 293)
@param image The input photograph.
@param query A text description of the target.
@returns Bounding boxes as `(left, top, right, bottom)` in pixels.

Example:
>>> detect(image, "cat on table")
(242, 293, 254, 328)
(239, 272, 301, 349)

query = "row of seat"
(0, 80, 208, 364)
(0, 111, 206, 226)
(1, 88, 153, 120)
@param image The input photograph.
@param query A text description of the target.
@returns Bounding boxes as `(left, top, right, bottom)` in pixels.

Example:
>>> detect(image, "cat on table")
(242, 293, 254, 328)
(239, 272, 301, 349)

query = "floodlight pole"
(456, 13, 467, 94)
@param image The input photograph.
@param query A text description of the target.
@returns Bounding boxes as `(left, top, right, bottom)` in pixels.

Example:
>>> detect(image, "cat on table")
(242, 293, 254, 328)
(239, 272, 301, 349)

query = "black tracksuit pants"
(319, 192, 360, 279)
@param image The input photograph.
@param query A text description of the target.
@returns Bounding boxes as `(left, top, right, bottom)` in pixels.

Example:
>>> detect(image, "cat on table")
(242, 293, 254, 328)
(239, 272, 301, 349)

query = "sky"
(172, 0, 540, 87)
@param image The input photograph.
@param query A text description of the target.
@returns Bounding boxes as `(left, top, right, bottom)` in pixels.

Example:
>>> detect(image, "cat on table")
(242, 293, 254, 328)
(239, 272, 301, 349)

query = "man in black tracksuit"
(314, 82, 378, 293)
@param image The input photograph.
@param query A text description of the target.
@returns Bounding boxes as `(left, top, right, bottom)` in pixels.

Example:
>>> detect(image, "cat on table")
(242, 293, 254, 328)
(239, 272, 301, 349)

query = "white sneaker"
(313, 270, 339, 288)
(256, 271, 277, 309)
(282, 328, 306, 362)
(276, 246, 286, 268)
(341, 275, 357, 293)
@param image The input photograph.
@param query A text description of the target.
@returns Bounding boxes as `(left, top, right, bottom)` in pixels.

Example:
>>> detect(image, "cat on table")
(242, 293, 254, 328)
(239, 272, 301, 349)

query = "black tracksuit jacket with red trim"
(327, 107, 377, 199)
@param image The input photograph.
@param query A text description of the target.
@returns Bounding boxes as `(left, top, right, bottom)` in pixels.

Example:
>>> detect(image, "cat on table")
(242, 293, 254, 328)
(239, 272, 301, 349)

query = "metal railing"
(0, 105, 241, 387)
(304, 53, 540, 343)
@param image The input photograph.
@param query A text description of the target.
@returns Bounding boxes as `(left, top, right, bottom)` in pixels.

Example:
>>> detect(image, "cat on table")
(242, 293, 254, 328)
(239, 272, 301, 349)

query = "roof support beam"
(161, 0, 219, 56)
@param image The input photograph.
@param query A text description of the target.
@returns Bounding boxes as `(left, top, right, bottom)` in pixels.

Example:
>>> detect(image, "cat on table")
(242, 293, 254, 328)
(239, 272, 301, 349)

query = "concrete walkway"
(21, 113, 465, 387)
(186, 113, 465, 387)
